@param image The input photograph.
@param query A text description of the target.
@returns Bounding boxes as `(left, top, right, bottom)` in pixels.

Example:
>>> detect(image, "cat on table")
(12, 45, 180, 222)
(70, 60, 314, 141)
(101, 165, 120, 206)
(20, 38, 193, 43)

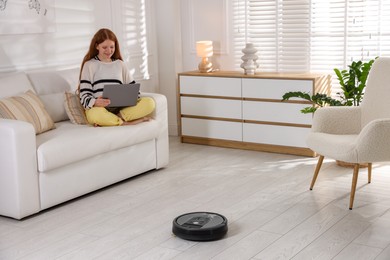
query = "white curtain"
(233, 0, 390, 76)
(121, 0, 150, 81)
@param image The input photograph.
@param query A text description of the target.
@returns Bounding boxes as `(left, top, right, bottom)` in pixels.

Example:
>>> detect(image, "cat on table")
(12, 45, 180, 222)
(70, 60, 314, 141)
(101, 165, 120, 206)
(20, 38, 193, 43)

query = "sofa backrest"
(27, 68, 80, 122)
(0, 72, 35, 99)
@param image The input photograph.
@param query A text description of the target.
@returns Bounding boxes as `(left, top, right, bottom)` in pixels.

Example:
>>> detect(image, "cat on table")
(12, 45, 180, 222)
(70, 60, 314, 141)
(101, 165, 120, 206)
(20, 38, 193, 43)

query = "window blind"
(233, 0, 390, 93)
(121, 0, 150, 81)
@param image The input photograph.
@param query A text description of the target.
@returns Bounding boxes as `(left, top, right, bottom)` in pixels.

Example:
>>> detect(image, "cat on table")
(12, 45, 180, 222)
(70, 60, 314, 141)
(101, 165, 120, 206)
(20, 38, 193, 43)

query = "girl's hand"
(94, 96, 111, 107)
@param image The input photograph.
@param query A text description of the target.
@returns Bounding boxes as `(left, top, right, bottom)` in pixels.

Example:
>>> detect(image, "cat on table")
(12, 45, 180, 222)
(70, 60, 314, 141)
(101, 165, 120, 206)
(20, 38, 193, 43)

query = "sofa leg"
(310, 155, 324, 190)
(349, 164, 360, 210)
(368, 163, 372, 183)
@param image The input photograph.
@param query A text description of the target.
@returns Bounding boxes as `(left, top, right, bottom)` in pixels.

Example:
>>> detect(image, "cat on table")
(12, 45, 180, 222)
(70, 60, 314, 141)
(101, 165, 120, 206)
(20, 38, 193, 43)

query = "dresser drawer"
(242, 78, 313, 99)
(243, 101, 312, 124)
(243, 123, 311, 148)
(182, 118, 242, 141)
(181, 97, 242, 119)
(180, 76, 241, 97)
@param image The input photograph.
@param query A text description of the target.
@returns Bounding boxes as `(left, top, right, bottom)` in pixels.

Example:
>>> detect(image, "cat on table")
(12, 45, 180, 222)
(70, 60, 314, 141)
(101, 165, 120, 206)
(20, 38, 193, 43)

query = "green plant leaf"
(301, 107, 317, 114)
(282, 91, 312, 102)
(333, 57, 377, 106)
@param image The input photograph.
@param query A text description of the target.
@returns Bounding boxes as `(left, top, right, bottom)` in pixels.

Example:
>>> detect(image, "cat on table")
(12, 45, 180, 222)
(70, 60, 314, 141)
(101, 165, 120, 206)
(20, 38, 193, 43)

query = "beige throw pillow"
(0, 90, 55, 134)
(64, 92, 88, 125)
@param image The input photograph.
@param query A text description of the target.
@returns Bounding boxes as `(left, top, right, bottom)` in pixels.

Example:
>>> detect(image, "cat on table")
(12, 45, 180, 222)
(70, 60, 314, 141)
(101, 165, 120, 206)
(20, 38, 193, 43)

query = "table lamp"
(196, 41, 213, 73)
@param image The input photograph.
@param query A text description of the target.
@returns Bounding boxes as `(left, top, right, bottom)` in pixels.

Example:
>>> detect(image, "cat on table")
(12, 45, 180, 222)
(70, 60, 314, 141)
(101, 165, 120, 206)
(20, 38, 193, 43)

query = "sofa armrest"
(0, 119, 40, 219)
(356, 119, 390, 162)
(140, 92, 169, 168)
(311, 106, 362, 135)
(141, 92, 167, 121)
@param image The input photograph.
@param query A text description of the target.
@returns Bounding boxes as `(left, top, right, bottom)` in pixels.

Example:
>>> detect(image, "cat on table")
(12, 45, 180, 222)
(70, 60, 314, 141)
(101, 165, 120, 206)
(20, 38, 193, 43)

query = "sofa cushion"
(36, 120, 161, 172)
(27, 68, 80, 123)
(0, 72, 35, 99)
(64, 92, 88, 125)
(0, 90, 55, 134)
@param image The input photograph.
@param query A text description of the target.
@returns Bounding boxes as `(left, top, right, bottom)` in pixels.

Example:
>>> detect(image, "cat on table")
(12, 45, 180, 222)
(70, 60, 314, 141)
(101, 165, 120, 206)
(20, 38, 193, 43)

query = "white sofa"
(0, 68, 169, 220)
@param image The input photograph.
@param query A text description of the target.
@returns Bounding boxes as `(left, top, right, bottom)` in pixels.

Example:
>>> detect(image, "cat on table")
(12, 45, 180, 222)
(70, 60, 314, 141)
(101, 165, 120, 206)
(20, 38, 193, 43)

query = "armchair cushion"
(307, 133, 358, 162)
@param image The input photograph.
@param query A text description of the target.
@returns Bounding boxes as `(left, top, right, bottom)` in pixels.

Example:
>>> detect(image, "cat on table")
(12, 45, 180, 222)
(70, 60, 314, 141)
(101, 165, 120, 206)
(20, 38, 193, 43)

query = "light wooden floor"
(2, 137, 390, 260)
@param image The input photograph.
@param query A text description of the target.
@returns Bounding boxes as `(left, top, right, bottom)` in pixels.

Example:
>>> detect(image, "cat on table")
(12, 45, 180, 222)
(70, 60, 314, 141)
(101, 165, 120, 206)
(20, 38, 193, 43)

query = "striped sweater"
(79, 57, 135, 109)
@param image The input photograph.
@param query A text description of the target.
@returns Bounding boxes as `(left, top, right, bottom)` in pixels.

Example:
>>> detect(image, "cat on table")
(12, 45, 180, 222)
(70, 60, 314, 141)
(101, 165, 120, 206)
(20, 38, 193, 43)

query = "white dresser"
(178, 71, 331, 156)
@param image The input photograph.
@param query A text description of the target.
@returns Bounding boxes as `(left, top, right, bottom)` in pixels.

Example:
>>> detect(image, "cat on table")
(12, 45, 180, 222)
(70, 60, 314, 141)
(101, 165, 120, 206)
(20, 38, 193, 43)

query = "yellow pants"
(85, 97, 155, 126)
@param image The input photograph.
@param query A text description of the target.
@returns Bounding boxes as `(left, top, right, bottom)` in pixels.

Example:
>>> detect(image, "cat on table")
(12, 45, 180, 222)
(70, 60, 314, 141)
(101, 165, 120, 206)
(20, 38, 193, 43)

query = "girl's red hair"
(79, 28, 123, 81)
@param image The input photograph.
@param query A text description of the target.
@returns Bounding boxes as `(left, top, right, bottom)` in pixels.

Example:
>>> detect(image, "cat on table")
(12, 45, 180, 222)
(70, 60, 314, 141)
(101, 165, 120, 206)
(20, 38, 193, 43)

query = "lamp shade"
(196, 41, 213, 57)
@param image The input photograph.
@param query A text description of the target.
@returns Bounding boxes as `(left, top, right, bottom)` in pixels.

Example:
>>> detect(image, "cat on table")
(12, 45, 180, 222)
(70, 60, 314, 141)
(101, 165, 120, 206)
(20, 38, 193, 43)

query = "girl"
(79, 28, 155, 126)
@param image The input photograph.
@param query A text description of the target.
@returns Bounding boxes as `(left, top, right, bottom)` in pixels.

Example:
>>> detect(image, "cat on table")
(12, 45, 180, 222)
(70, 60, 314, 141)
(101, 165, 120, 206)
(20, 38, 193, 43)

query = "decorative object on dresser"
(240, 43, 259, 75)
(178, 71, 331, 157)
(196, 41, 213, 73)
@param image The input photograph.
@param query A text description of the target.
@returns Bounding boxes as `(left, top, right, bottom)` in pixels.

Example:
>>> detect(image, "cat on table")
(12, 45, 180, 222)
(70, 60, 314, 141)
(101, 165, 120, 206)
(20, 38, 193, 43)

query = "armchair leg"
(368, 163, 372, 183)
(349, 164, 360, 210)
(310, 155, 324, 190)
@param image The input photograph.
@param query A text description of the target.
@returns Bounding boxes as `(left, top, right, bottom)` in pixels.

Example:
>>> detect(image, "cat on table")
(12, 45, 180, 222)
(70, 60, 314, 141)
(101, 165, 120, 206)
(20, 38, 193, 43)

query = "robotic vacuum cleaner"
(172, 212, 228, 241)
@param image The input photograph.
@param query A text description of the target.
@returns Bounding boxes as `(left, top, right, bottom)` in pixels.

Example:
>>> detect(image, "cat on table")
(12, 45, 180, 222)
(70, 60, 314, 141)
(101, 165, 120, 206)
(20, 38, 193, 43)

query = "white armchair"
(307, 57, 390, 209)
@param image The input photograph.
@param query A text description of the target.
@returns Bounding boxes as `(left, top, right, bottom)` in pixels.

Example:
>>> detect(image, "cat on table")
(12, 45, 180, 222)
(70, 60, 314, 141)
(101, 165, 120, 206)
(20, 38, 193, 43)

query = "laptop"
(102, 83, 140, 107)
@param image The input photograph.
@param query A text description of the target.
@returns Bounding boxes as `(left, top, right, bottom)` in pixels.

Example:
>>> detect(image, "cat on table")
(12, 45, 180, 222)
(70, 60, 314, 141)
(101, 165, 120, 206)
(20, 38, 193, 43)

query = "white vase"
(243, 59, 256, 75)
(241, 43, 259, 75)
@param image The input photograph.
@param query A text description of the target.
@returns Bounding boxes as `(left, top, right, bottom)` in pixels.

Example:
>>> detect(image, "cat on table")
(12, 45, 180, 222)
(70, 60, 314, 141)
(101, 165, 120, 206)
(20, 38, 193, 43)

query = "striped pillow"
(64, 92, 88, 125)
(0, 90, 55, 134)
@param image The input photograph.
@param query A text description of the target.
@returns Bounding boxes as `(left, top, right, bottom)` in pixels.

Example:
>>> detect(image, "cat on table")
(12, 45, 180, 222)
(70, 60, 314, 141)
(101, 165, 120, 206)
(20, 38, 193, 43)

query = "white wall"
(156, 0, 234, 135)
(0, 0, 159, 92)
(0, 0, 106, 73)
(153, 0, 183, 136)
(180, 0, 235, 72)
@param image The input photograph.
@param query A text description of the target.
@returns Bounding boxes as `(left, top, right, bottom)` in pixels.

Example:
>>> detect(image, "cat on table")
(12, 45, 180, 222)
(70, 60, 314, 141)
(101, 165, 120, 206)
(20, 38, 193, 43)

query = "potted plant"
(282, 58, 376, 113)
